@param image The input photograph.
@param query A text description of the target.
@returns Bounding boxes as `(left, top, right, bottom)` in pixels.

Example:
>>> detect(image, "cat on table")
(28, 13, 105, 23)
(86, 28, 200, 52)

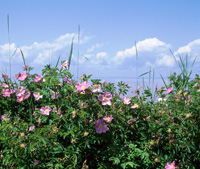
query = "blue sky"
(1, 0, 200, 87)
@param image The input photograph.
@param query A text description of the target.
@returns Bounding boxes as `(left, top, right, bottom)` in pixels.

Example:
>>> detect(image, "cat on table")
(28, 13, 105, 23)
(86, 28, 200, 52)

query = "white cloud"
(156, 54, 175, 67)
(96, 52, 107, 58)
(112, 38, 171, 65)
(175, 39, 200, 61)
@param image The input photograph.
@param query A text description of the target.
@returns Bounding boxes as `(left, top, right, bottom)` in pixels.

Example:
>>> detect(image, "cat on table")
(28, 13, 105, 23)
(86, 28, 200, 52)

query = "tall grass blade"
(68, 36, 75, 70)
(77, 25, 80, 81)
(20, 48, 26, 66)
(160, 74, 167, 89)
(135, 41, 138, 86)
(138, 70, 153, 78)
(7, 14, 11, 79)
(55, 55, 61, 68)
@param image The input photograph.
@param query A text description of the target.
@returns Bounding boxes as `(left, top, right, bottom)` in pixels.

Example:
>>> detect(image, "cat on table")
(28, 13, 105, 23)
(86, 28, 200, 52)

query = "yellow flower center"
(22, 75, 26, 79)
(106, 117, 110, 121)
(170, 165, 173, 168)
(99, 125, 103, 129)
(5, 92, 8, 95)
(103, 97, 108, 101)
(81, 86, 85, 90)
(93, 84, 98, 88)
(45, 110, 48, 113)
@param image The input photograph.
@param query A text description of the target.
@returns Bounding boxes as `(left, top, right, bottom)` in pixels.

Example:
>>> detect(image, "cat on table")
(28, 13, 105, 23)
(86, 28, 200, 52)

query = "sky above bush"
(0, 0, 200, 82)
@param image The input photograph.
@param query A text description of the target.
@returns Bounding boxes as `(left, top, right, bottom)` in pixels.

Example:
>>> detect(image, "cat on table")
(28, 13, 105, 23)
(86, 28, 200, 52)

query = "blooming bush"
(0, 56, 200, 168)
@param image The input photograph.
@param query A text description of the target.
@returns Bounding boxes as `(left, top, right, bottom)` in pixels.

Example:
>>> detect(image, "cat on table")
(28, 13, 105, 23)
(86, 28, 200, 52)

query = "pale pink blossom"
(64, 77, 71, 85)
(1, 83, 10, 88)
(131, 103, 139, 109)
(1, 114, 9, 121)
(33, 92, 43, 101)
(1, 89, 10, 97)
(98, 92, 112, 105)
(16, 92, 30, 102)
(16, 86, 26, 97)
(75, 81, 90, 94)
(15, 72, 28, 81)
(61, 60, 69, 68)
(92, 84, 101, 93)
(24, 91, 31, 99)
(17, 94, 25, 102)
(34, 160, 40, 165)
(103, 115, 113, 122)
(166, 87, 173, 94)
(165, 161, 175, 169)
(29, 125, 35, 131)
(122, 97, 131, 104)
(34, 74, 42, 82)
(22, 64, 29, 70)
(10, 89, 15, 94)
(2, 73, 9, 79)
(95, 119, 109, 133)
(40, 106, 52, 116)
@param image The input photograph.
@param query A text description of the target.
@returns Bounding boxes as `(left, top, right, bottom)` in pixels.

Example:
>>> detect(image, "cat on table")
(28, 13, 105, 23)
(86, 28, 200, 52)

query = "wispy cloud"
(0, 33, 93, 74)
(87, 43, 105, 52)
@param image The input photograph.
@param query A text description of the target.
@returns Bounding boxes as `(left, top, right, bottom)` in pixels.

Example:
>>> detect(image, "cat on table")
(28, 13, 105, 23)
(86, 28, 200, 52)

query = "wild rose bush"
(0, 60, 200, 168)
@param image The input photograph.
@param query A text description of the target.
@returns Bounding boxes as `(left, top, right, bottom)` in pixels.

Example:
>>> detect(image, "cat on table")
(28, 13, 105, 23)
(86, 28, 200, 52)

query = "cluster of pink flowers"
(98, 92, 112, 105)
(1, 83, 15, 97)
(2, 73, 9, 79)
(16, 86, 30, 102)
(75, 81, 90, 94)
(15, 72, 28, 81)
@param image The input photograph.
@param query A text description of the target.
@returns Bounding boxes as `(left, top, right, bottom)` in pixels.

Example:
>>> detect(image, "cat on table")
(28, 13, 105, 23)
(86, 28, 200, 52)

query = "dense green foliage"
(0, 59, 200, 168)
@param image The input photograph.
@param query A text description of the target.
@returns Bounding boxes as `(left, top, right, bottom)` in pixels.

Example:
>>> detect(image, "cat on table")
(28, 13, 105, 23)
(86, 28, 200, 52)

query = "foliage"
(0, 55, 200, 168)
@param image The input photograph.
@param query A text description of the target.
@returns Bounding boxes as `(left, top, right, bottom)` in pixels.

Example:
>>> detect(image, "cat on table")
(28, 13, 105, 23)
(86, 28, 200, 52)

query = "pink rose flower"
(1, 89, 10, 97)
(33, 92, 43, 101)
(40, 106, 52, 116)
(61, 60, 69, 68)
(98, 92, 112, 105)
(166, 87, 173, 94)
(34, 160, 40, 165)
(29, 125, 35, 131)
(15, 72, 28, 81)
(16, 86, 26, 97)
(34, 74, 42, 82)
(165, 161, 175, 169)
(92, 84, 101, 93)
(103, 115, 113, 122)
(1, 114, 10, 121)
(122, 97, 131, 104)
(75, 81, 90, 94)
(95, 119, 109, 133)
